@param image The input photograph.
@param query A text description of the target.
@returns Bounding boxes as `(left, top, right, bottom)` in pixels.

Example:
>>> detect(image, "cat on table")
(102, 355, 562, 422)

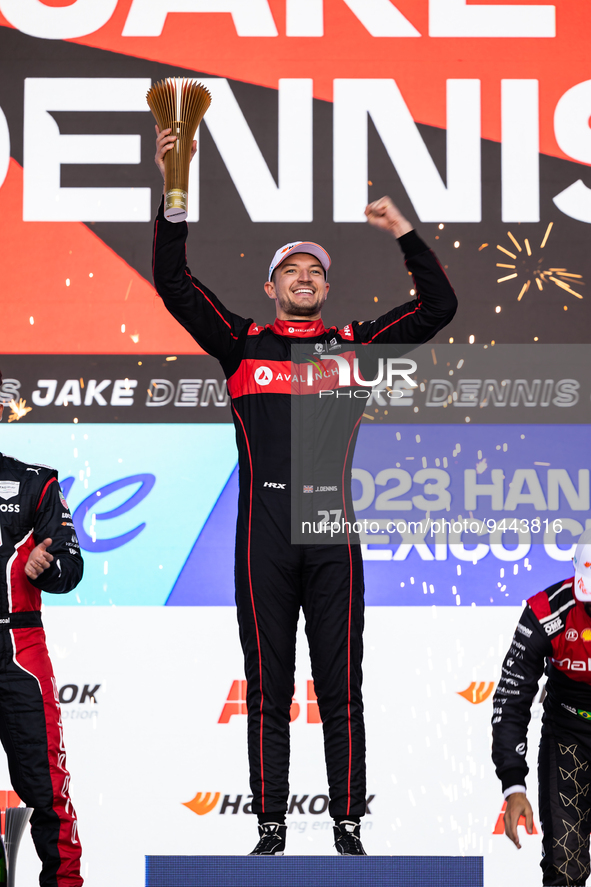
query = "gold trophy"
(147, 78, 212, 223)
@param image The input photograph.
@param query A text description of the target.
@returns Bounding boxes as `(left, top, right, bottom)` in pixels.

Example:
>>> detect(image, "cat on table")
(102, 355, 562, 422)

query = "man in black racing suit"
(153, 126, 457, 855)
(492, 528, 591, 886)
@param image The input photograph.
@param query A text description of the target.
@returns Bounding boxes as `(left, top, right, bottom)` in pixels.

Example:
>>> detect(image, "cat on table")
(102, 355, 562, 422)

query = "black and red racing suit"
(0, 453, 84, 886)
(492, 578, 591, 886)
(153, 201, 457, 819)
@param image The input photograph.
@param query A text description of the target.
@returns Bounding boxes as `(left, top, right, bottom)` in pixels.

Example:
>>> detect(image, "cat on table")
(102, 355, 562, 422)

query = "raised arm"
(353, 197, 457, 345)
(152, 126, 251, 361)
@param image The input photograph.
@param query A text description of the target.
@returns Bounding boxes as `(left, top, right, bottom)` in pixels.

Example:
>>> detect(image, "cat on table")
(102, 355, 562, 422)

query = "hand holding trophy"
(147, 78, 212, 222)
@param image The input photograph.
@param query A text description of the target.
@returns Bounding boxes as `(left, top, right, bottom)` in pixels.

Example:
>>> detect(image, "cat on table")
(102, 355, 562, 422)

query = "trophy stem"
(164, 119, 191, 222)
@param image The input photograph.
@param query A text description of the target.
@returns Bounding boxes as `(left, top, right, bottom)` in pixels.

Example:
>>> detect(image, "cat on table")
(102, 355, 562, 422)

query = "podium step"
(145, 855, 483, 886)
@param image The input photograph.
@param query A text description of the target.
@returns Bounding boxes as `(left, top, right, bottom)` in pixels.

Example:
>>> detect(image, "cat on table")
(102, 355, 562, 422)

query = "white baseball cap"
(268, 241, 331, 282)
(573, 528, 591, 601)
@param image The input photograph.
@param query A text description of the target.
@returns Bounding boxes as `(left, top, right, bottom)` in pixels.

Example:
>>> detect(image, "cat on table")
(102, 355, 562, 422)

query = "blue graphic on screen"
(168, 466, 238, 606)
(2, 423, 586, 607)
(166, 425, 587, 607)
(68, 474, 156, 552)
(1, 424, 238, 606)
(352, 425, 585, 606)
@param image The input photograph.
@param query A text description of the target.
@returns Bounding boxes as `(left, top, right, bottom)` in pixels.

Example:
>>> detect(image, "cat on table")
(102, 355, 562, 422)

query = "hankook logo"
(182, 791, 375, 817)
(254, 366, 273, 386)
(457, 681, 495, 704)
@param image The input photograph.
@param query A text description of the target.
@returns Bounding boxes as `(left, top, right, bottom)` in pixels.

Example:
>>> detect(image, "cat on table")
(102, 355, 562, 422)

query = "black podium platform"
(145, 855, 483, 886)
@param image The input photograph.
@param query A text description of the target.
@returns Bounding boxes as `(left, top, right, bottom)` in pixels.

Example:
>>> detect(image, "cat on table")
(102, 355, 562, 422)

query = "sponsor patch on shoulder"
(516, 623, 532, 638)
(544, 617, 563, 635)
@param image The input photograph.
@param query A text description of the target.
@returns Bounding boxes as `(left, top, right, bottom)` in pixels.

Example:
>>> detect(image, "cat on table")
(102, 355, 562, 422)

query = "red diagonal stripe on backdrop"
(0, 0, 589, 163)
(0, 158, 204, 354)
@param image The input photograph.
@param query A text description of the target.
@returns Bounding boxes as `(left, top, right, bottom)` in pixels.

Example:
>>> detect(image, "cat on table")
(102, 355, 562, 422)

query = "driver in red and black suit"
(0, 376, 84, 887)
(153, 126, 457, 855)
(492, 528, 591, 886)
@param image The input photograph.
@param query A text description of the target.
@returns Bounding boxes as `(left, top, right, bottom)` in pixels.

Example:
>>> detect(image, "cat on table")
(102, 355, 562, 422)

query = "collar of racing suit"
(271, 319, 328, 337)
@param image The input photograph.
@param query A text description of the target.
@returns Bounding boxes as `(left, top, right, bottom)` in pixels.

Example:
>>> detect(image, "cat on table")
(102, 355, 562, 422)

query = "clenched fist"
(25, 538, 54, 581)
(365, 196, 413, 239)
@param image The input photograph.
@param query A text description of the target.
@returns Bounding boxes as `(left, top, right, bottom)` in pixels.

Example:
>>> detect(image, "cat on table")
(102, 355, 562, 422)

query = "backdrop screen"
(1, 3, 589, 885)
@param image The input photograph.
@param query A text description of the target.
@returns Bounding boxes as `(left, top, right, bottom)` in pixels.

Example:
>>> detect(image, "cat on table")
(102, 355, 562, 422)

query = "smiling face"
(264, 252, 329, 320)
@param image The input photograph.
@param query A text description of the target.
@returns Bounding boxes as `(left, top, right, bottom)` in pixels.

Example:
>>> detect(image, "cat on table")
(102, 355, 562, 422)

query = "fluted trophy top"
(146, 78, 212, 134)
(147, 78, 212, 223)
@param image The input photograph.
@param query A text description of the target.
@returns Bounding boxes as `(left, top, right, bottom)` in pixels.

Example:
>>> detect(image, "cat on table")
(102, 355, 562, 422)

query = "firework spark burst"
(7, 399, 32, 422)
(495, 223, 584, 302)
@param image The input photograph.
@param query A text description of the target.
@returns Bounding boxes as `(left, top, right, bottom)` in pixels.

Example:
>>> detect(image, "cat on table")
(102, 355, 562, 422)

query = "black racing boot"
(333, 820, 367, 855)
(249, 822, 287, 856)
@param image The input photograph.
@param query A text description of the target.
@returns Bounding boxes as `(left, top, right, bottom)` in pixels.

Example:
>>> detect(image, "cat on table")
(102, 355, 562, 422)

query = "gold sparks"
(7, 399, 32, 422)
(517, 281, 531, 301)
(535, 269, 584, 297)
(507, 232, 522, 252)
(540, 222, 553, 249)
(548, 276, 584, 299)
(495, 225, 583, 302)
